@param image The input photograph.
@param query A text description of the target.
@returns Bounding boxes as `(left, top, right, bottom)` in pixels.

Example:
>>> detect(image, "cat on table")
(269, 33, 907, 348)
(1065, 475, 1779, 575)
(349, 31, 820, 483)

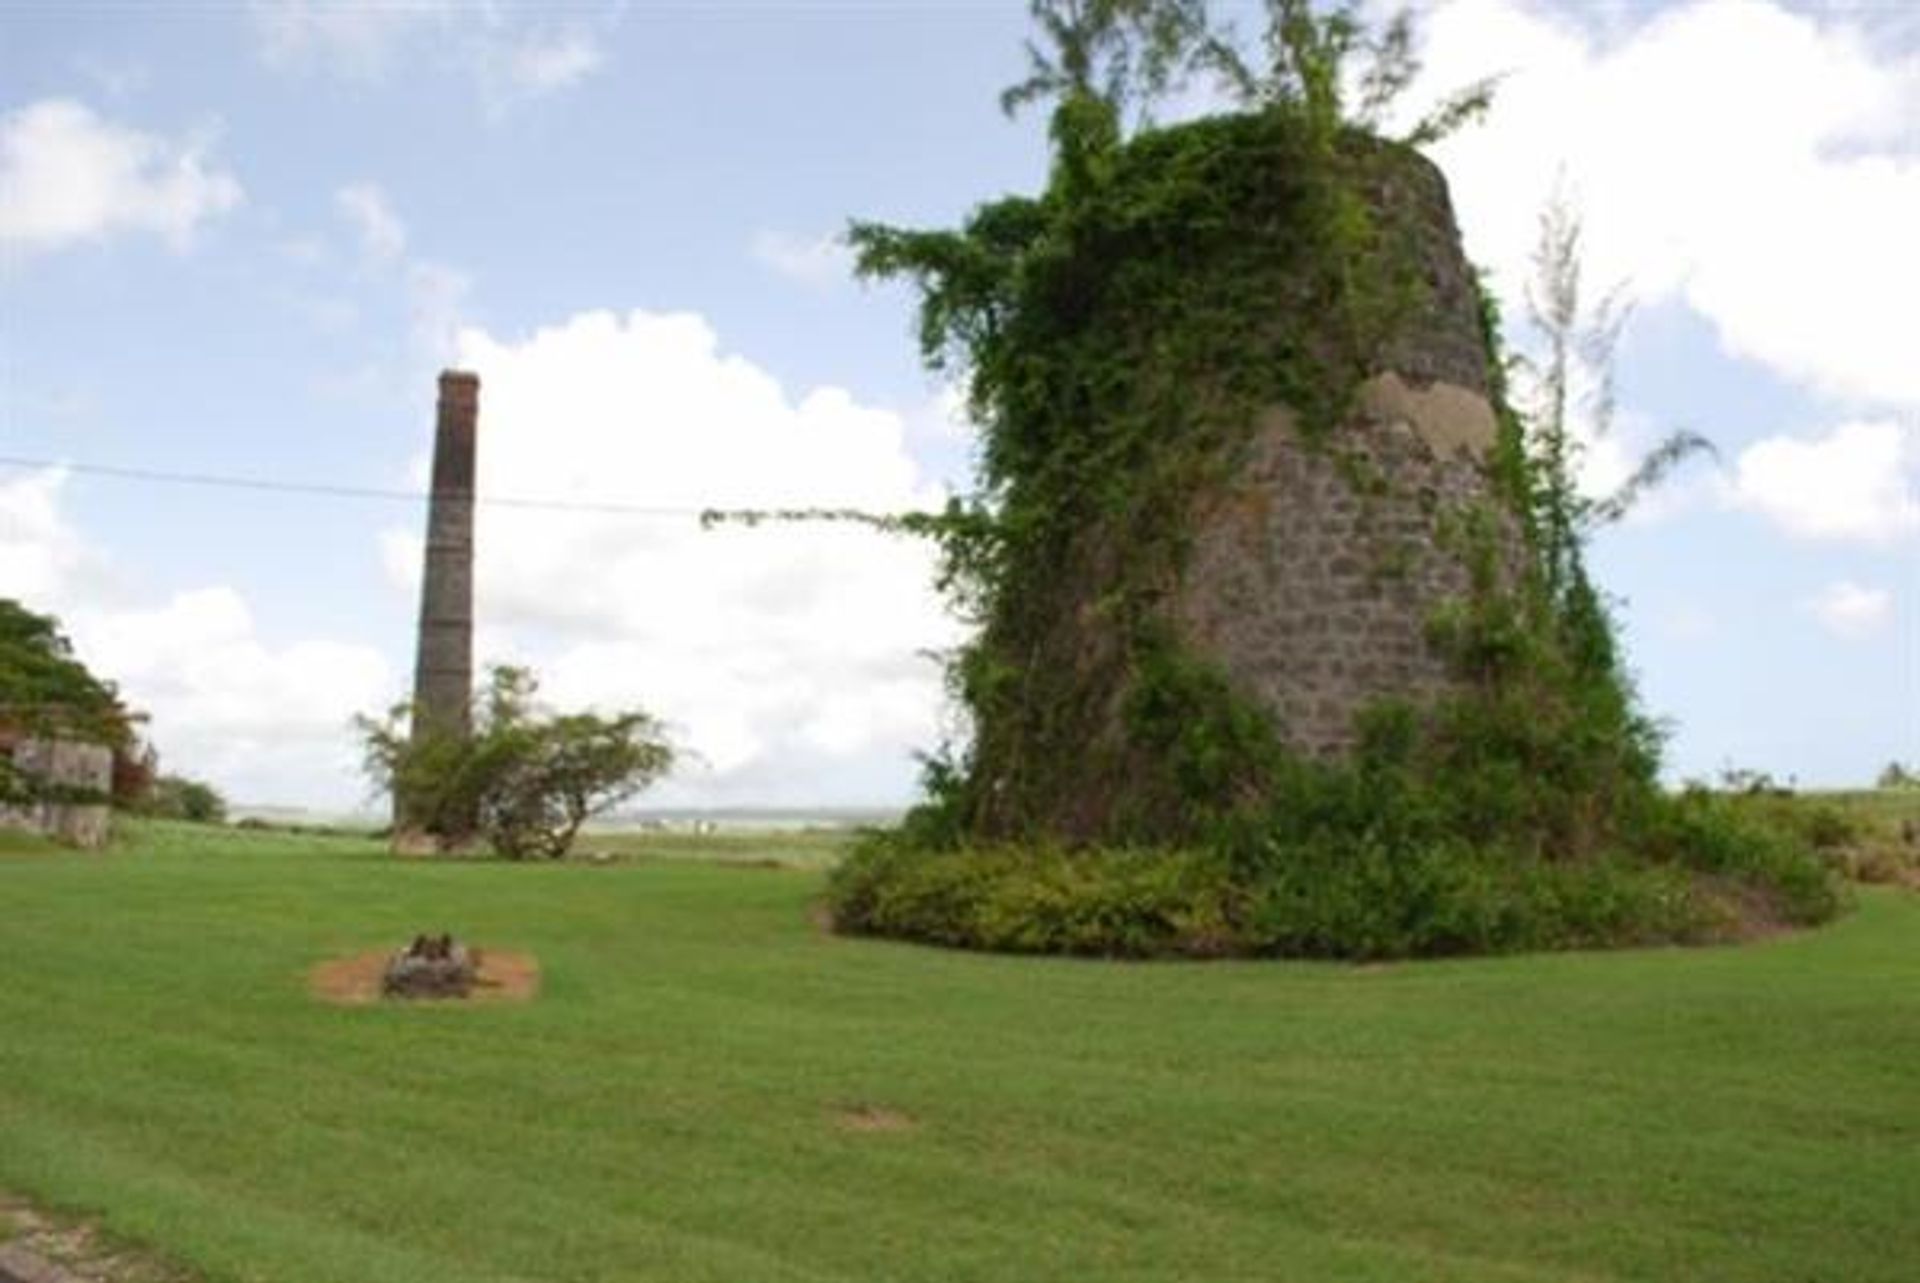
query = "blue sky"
(2, 0, 1915, 810)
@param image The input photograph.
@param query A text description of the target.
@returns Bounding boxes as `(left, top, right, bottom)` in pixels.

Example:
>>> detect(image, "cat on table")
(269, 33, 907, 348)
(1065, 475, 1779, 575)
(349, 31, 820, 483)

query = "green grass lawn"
(1, 821, 1916, 1283)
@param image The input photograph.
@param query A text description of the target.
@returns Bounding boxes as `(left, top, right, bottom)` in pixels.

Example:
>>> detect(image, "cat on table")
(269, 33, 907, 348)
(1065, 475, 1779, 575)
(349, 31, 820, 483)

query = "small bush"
(831, 838, 1236, 958)
(137, 774, 228, 825)
(357, 666, 673, 859)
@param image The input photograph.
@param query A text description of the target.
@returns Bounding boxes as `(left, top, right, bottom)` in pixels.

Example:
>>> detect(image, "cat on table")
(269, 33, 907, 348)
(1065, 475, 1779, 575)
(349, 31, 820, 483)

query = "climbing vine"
(846, 2, 1492, 844)
(819, 2, 1835, 957)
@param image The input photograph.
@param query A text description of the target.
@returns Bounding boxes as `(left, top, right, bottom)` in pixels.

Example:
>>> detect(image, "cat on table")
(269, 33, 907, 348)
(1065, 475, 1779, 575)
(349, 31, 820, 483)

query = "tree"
(999, 0, 1207, 124)
(1194, 0, 1495, 147)
(1516, 194, 1716, 615)
(357, 666, 674, 860)
(142, 774, 229, 824)
(1, 599, 141, 809)
(1878, 762, 1918, 790)
(0, 599, 136, 750)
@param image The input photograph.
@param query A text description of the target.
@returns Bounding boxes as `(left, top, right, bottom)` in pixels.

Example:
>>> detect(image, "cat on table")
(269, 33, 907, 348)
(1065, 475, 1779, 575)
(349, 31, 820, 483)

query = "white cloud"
(1, 472, 396, 808)
(504, 29, 603, 95)
(252, 2, 605, 105)
(750, 230, 853, 288)
(1729, 420, 1920, 543)
(251, 0, 451, 79)
(68, 588, 393, 808)
(381, 308, 962, 805)
(1411, 0, 1920, 410)
(324, 183, 471, 364)
(0, 470, 100, 602)
(334, 181, 406, 263)
(1803, 580, 1893, 640)
(0, 99, 241, 259)
(901, 383, 979, 495)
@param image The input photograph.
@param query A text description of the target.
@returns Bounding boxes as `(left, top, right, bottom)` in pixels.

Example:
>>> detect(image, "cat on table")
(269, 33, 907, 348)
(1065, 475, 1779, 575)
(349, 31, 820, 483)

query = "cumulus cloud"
(0, 99, 241, 259)
(1410, 0, 1920, 410)
(0, 469, 97, 601)
(502, 29, 603, 95)
(327, 182, 470, 363)
(0, 469, 393, 810)
(381, 308, 962, 806)
(252, 1, 606, 105)
(72, 589, 393, 807)
(1729, 420, 1919, 543)
(334, 181, 406, 264)
(750, 230, 854, 288)
(1803, 581, 1893, 640)
(252, 0, 452, 78)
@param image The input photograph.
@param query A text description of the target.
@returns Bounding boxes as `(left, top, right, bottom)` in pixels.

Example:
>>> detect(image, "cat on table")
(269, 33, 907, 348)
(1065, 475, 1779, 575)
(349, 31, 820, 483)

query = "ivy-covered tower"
(833, 4, 1834, 959)
(1169, 149, 1499, 764)
(860, 114, 1523, 845)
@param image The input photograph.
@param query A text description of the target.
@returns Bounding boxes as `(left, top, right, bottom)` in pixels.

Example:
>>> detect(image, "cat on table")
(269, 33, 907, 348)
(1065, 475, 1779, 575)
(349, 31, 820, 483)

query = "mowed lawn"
(2, 824, 1917, 1283)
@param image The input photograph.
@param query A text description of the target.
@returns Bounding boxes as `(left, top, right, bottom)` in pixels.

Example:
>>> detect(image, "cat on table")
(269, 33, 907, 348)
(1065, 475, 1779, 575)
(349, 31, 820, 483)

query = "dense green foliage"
(1716, 786, 1920, 888)
(832, 3, 1834, 956)
(835, 772, 1841, 959)
(137, 773, 229, 825)
(0, 600, 134, 749)
(850, 88, 1454, 844)
(0, 821, 1915, 1282)
(357, 666, 673, 859)
(0, 599, 138, 808)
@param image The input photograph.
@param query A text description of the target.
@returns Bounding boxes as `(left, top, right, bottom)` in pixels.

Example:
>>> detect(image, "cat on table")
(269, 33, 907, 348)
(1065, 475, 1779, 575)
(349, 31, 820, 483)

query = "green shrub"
(829, 803, 1832, 962)
(357, 666, 673, 860)
(138, 774, 228, 825)
(831, 838, 1236, 958)
(1240, 838, 1701, 959)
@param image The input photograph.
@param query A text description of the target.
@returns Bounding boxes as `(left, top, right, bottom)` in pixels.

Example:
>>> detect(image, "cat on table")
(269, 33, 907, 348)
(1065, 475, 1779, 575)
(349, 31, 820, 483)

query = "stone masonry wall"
(965, 135, 1518, 839)
(1169, 143, 1512, 762)
(1175, 375, 1505, 758)
(0, 737, 112, 848)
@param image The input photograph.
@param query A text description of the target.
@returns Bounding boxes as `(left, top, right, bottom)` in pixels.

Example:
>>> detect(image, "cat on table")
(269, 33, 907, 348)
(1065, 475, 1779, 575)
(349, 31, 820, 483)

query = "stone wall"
(0, 737, 112, 849)
(1166, 141, 1511, 760)
(1175, 373, 1504, 759)
(957, 130, 1524, 842)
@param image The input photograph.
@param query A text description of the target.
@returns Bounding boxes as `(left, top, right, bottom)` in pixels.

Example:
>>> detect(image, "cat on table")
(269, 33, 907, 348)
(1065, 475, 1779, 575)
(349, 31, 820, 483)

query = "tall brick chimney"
(397, 370, 479, 840)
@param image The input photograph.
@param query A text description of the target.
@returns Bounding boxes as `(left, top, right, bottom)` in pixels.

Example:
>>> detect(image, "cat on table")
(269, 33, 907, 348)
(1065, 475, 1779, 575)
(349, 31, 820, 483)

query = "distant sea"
(228, 804, 903, 833)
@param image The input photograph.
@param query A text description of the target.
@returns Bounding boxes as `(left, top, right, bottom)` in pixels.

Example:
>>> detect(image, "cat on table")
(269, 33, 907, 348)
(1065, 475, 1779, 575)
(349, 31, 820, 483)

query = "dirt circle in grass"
(308, 948, 541, 1006)
(832, 1102, 916, 1133)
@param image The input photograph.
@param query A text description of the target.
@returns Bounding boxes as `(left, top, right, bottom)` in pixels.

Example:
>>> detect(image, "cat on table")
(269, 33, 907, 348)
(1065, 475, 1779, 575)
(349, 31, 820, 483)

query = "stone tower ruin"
(1172, 156, 1500, 762)
(943, 128, 1521, 845)
(396, 369, 479, 841)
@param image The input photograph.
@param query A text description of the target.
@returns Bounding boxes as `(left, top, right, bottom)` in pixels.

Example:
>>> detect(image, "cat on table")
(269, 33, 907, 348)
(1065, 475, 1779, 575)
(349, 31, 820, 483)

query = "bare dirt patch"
(0, 1192, 191, 1283)
(831, 1103, 916, 1134)
(307, 948, 540, 1007)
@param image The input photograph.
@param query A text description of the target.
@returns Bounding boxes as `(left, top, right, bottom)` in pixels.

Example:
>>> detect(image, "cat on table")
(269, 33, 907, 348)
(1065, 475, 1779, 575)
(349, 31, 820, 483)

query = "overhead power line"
(0, 453, 908, 523)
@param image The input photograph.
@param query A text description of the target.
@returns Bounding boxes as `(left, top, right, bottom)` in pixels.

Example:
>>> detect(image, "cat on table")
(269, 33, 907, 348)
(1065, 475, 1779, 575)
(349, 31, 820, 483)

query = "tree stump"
(381, 933, 476, 999)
